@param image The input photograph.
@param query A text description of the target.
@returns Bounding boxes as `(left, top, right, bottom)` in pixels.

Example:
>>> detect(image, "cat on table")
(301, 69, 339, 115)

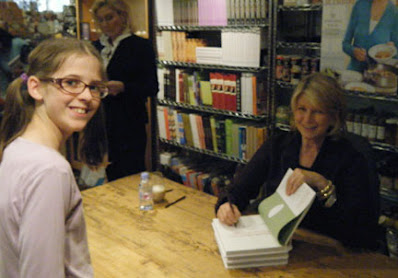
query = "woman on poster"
(342, 0, 398, 72)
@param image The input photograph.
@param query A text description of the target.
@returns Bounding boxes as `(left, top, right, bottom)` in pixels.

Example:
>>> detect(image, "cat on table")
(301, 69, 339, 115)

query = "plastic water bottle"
(139, 172, 153, 211)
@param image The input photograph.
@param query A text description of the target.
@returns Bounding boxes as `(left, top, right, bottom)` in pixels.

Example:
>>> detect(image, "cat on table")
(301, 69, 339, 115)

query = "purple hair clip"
(20, 73, 29, 83)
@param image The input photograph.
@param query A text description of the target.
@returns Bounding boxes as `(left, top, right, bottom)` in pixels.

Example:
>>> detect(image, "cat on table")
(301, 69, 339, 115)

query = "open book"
(212, 168, 316, 268)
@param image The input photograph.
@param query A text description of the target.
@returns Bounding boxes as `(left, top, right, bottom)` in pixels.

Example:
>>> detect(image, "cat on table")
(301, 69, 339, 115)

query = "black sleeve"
(215, 137, 273, 214)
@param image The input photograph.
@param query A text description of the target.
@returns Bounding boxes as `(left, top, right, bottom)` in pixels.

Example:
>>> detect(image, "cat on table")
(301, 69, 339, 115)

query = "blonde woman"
(91, 0, 158, 181)
(216, 73, 379, 250)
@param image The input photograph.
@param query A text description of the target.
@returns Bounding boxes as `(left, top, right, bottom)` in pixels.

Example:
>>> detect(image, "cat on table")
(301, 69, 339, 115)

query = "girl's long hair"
(0, 38, 108, 166)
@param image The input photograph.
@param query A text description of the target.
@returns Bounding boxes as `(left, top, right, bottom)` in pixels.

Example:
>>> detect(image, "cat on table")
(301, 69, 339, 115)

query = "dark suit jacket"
(93, 34, 158, 163)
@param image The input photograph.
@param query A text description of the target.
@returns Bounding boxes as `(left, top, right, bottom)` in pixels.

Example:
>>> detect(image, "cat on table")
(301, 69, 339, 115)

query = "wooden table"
(82, 175, 398, 278)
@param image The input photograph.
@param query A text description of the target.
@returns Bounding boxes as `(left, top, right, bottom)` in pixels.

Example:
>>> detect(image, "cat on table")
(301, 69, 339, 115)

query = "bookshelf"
(153, 0, 273, 194)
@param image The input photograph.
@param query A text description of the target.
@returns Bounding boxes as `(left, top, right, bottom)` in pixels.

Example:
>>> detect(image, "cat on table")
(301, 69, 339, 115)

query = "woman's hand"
(286, 168, 329, 195)
(106, 80, 124, 96)
(353, 47, 367, 62)
(217, 202, 241, 226)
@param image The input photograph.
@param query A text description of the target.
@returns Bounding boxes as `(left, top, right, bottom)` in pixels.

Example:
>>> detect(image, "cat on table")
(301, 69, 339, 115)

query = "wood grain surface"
(82, 175, 398, 278)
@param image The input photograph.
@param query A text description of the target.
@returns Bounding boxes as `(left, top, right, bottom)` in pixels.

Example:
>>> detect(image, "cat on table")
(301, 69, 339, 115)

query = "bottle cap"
(141, 172, 149, 179)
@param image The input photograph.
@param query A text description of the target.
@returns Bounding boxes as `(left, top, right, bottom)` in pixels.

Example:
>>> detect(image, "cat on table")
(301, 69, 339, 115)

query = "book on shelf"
(189, 113, 201, 148)
(182, 113, 194, 147)
(210, 116, 219, 153)
(176, 111, 186, 144)
(167, 107, 177, 141)
(157, 67, 165, 99)
(215, 118, 226, 154)
(198, 0, 227, 26)
(238, 125, 247, 160)
(224, 118, 234, 155)
(199, 80, 212, 106)
(212, 168, 316, 269)
(196, 114, 206, 149)
(156, 106, 168, 140)
(155, 0, 174, 26)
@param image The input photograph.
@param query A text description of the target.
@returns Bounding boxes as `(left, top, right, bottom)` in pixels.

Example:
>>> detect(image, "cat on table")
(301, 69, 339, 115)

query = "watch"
(324, 192, 337, 208)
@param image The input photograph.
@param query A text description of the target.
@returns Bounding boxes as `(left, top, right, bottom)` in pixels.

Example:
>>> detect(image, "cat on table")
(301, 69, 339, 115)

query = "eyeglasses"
(40, 78, 109, 99)
(97, 14, 116, 24)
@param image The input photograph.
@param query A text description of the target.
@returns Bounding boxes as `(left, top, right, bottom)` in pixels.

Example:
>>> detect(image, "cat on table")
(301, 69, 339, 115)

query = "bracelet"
(317, 182, 335, 201)
(319, 180, 332, 194)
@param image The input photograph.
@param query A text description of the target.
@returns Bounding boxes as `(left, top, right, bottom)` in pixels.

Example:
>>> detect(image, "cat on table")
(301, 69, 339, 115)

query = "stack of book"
(212, 169, 316, 269)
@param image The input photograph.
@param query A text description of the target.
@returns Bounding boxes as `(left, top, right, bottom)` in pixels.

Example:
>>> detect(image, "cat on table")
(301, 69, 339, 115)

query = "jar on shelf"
(361, 115, 369, 138)
(275, 55, 284, 80)
(346, 113, 354, 133)
(276, 106, 290, 126)
(290, 56, 302, 85)
(282, 56, 291, 83)
(376, 117, 386, 143)
(368, 116, 378, 141)
(301, 57, 311, 78)
(385, 118, 397, 145)
(310, 57, 320, 73)
(353, 114, 362, 135)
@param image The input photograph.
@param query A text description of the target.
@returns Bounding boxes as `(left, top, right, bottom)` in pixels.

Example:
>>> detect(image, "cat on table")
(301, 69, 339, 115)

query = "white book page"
(276, 168, 316, 216)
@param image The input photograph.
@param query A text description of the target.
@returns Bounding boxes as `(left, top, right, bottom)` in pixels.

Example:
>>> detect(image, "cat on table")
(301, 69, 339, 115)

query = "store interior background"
(0, 0, 154, 174)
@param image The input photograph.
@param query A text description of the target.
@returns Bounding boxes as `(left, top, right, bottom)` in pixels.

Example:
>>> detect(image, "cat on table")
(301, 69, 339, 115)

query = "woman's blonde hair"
(91, 0, 132, 32)
(290, 72, 347, 137)
(0, 37, 108, 165)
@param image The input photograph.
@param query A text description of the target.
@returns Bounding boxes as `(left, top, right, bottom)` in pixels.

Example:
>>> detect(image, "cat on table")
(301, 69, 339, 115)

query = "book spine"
(225, 118, 233, 155)
(239, 125, 247, 160)
(216, 119, 226, 154)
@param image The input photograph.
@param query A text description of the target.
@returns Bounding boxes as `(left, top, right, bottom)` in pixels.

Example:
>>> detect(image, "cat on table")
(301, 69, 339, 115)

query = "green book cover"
(210, 116, 218, 153)
(225, 118, 233, 155)
(258, 168, 316, 246)
(200, 80, 212, 106)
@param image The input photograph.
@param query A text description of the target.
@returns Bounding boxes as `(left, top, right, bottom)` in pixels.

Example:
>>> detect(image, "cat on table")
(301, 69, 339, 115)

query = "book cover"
(212, 168, 315, 263)
(231, 122, 240, 158)
(202, 115, 214, 151)
(167, 108, 177, 141)
(215, 119, 226, 154)
(199, 80, 212, 106)
(210, 116, 218, 153)
(189, 113, 201, 148)
(156, 106, 167, 140)
(225, 118, 234, 155)
(176, 112, 186, 145)
(182, 113, 194, 147)
(196, 114, 206, 149)
(238, 125, 247, 160)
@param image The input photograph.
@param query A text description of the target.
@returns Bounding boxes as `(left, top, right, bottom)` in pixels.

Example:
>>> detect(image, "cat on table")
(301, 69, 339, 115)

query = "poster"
(321, 0, 398, 95)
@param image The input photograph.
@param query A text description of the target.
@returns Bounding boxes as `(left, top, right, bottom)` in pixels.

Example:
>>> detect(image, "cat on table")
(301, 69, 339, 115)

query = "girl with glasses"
(0, 37, 107, 277)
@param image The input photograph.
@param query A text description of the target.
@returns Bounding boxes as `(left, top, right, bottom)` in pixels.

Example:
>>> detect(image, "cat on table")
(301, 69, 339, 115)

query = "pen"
(165, 196, 186, 208)
(227, 193, 238, 228)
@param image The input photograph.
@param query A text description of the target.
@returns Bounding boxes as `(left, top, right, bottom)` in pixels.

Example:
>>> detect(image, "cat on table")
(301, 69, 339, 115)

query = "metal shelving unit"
(156, 24, 269, 31)
(158, 60, 268, 72)
(157, 99, 268, 121)
(159, 138, 247, 164)
(154, 1, 274, 166)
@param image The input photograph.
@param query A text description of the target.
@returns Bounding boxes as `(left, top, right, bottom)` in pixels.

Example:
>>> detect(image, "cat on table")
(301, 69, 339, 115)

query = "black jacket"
(93, 34, 158, 161)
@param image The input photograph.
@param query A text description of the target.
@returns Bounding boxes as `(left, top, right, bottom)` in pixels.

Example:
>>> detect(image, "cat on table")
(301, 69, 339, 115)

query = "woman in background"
(91, 0, 158, 181)
(342, 0, 398, 72)
(0, 38, 108, 277)
(0, 28, 28, 99)
(216, 73, 380, 250)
